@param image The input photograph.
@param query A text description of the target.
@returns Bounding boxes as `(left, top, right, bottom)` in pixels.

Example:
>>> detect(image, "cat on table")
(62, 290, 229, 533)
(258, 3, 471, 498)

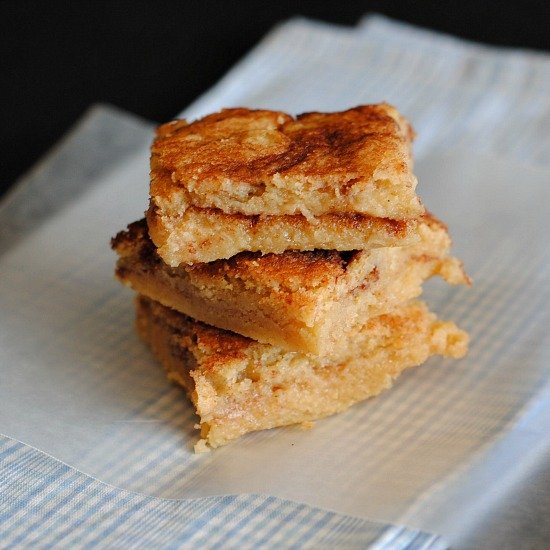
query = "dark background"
(2, 1, 549, 197)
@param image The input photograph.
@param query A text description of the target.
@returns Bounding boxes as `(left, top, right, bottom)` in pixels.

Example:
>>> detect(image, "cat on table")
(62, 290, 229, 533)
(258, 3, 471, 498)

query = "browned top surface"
(150, 104, 414, 194)
(204, 247, 351, 290)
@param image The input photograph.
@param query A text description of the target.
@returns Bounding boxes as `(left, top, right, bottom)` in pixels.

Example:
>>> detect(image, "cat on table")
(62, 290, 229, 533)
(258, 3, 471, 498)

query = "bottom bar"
(136, 295, 468, 451)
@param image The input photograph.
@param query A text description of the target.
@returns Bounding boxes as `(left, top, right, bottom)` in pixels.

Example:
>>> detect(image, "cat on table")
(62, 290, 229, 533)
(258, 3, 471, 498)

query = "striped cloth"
(1, 15, 549, 549)
(0, 438, 443, 549)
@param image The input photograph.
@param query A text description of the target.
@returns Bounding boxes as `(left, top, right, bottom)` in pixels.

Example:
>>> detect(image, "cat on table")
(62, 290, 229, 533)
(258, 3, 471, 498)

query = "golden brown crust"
(153, 105, 407, 184)
(153, 109, 292, 181)
(149, 104, 424, 220)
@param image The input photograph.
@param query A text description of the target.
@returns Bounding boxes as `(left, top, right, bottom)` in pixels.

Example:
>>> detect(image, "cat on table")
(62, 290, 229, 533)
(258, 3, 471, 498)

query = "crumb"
(194, 439, 210, 453)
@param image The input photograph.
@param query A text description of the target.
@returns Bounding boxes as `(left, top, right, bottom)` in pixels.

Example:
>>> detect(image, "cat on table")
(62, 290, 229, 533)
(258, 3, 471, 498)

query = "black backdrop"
(2, 1, 549, 196)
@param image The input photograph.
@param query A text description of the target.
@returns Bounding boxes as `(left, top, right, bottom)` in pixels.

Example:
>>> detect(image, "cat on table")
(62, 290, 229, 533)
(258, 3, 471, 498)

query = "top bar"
(149, 104, 424, 221)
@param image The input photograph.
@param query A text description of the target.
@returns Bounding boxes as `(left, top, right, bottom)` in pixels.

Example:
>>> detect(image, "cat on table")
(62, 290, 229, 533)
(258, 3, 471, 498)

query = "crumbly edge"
(146, 205, 419, 265)
(151, 163, 424, 221)
(135, 296, 468, 450)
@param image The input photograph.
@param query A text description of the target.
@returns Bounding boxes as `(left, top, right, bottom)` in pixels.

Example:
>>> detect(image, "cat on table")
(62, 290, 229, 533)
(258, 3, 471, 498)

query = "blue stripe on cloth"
(0, 435, 445, 549)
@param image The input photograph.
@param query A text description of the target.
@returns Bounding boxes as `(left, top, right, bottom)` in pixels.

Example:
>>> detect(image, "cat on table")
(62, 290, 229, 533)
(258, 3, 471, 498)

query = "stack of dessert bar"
(112, 104, 470, 451)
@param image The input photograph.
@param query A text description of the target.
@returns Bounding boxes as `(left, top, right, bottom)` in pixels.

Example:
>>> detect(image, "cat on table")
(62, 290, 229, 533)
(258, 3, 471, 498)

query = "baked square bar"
(147, 206, 421, 265)
(148, 104, 424, 264)
(113, 214, 469, 356)
(136, 295, 468, 450)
